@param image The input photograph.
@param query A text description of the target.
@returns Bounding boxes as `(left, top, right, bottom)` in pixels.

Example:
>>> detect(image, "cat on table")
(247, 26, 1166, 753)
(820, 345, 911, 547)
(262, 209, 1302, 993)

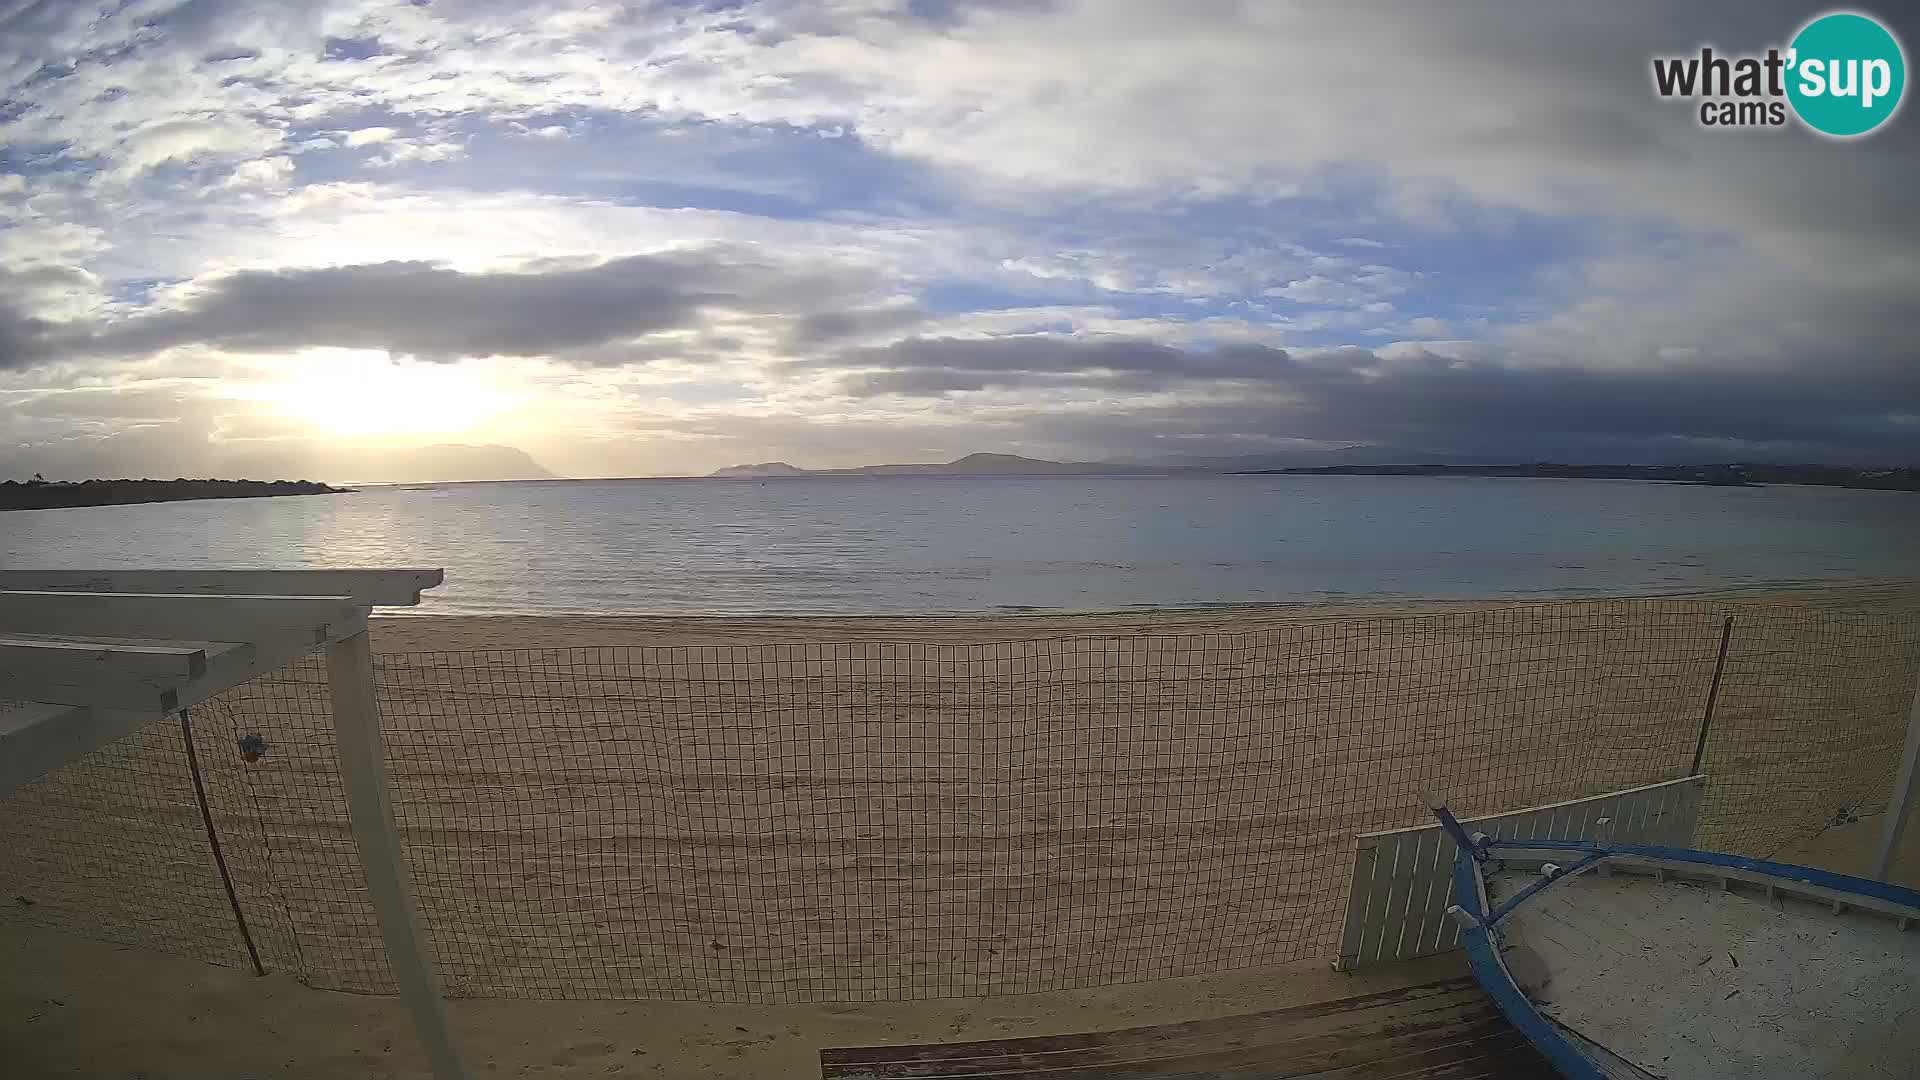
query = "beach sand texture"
(3, 583, 1918, 1004)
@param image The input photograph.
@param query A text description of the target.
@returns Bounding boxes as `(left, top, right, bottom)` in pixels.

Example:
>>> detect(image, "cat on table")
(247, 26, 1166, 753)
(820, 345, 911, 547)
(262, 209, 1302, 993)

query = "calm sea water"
(4, 475, 1918, 615)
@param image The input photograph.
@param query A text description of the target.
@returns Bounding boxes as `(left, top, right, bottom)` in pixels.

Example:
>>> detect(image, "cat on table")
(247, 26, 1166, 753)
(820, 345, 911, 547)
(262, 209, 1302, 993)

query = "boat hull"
(1450, 839, 1920, 1079)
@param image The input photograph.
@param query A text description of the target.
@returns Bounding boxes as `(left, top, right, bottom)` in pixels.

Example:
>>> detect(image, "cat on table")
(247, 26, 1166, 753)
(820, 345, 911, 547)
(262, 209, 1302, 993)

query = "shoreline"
(368, 576, 1920, 651)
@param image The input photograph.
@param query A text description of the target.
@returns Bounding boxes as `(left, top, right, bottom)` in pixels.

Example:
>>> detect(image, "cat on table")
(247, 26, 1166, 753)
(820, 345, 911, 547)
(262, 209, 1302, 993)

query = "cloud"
(817, 334, 1920, 463)
(784, 305, 927, 348)
(1264, 268, 1412, 307)
(343, 126, 399, 147)
(2, 0, 1917, 476)
(0, 299, 56, 371)
(221, 155, 295, 190)
(12, 246, 899, 366)
(109, 116, 285, 181)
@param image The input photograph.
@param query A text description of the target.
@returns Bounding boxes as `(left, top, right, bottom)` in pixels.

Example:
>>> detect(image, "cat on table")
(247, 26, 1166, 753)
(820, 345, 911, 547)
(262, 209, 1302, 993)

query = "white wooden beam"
(0, 636, 210, 679)
(0, 641, 257, 714)
(0, 569, 442, 608)
(326, 631, 468, 1080)
(0, 591, 364, 642)
(1873, 670, 1920, 882)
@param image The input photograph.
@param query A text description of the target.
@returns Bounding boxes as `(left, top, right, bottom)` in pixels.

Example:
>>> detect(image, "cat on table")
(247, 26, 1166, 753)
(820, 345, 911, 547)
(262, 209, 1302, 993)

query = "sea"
(4, 475, 1919, 615)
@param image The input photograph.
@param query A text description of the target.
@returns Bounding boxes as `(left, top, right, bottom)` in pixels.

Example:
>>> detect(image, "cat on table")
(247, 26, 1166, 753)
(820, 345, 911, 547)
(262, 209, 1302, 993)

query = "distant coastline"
(708, 454, 1918, 492)
(710, 452, 1180, 477)
(1236, 462, 1920, 491)
(0, 478, 348, 512)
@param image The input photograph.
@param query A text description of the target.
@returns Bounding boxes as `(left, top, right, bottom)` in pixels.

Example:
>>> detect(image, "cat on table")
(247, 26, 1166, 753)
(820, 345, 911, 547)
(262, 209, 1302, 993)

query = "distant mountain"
(850, 453, 1169, 475)
(711, 461, 811, 477)
(709, 452, 1182, 477)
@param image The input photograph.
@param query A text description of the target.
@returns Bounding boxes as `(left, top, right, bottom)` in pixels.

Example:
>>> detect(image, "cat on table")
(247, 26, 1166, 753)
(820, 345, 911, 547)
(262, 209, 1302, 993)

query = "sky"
(1, 0, 1917, 481)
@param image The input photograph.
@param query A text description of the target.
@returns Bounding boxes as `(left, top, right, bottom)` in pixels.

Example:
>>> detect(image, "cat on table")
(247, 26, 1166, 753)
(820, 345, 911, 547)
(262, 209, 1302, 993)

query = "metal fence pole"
(178, 707, 266, 977)
(1872, 667, 1920, 881)
(327, 631, 469, 1080)
(1688, 615, 1736, 776)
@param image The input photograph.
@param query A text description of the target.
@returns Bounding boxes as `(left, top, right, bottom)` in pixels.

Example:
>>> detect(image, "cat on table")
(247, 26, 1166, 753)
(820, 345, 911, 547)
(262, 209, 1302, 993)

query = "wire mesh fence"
(0, 707, 254, 970)
(2, 600, 1917, 1002)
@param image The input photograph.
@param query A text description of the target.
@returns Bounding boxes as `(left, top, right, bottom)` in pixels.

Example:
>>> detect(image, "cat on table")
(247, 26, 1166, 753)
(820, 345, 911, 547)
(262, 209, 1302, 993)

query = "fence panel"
(1336, 775, 1705, 969)
(0, 705, 253, 970)
(355, 602, 1724, 1000)
(1692, 609, 1920, 855)
(3, 600, 1916, 1002)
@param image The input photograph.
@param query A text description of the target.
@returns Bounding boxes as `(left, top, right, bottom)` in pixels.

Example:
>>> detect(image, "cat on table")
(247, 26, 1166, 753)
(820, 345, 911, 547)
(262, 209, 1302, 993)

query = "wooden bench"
(819, 977, 1547, 1079)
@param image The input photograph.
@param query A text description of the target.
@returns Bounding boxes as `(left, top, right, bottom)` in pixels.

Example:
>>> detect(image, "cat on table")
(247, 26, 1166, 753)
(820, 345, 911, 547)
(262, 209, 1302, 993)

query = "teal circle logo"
(1787, 11, 1906, 137)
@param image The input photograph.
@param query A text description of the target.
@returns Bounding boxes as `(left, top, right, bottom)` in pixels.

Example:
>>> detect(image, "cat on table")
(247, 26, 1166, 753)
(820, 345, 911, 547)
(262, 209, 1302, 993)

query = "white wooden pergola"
(0, 569, 468, 1080)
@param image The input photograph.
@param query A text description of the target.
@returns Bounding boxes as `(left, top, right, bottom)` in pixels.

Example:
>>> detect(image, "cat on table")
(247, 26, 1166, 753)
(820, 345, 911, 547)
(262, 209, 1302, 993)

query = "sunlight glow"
(250, 349, 516, 438)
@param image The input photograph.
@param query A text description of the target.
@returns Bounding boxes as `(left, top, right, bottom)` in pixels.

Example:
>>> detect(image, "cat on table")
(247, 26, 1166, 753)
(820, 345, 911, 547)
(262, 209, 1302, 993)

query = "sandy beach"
(3, 814, 1912, 1079)
(3, 580, 1919, 1075)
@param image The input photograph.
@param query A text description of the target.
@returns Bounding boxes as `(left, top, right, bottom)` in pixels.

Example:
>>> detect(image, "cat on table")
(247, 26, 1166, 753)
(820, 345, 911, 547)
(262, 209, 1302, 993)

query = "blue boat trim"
(1431, 801, 1485, 859)
(1477, 839, 1920, 916)
(1485, 851, 1608, 924)
(1448, 819, 1920, 1077)
(1451, 849, 1608, 1080)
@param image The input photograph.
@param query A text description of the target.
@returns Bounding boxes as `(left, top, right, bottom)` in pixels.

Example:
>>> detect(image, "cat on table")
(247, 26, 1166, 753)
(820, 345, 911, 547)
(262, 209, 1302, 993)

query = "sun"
(249, 349, 515, 439)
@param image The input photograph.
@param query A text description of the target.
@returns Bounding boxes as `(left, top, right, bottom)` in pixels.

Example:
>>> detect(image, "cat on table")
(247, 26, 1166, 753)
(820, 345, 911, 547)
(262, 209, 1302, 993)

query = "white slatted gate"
(1335, 775, 1706, 970)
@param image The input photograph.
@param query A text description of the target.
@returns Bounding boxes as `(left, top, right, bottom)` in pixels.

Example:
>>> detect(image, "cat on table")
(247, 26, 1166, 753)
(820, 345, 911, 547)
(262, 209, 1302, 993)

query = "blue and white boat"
(1435, 803, 1920, 1079)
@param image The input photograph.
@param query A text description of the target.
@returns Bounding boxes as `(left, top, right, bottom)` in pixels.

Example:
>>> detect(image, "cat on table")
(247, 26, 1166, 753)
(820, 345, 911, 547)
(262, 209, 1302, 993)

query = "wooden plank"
(1, 631, 328, 795)
(824, 997, 1496, 1078)
(0, 635, 209, 678)
(819, 989, 1541, 1080)
(822, 979, 1480, 1065)
(1353, 838, 1406, 966)
(0, 641, 252, 713)
(1334, 839, 1380, 969)
(0, 590, 364, 641)
(0, 568, 442, 607)
(327, 631, 469, 1080)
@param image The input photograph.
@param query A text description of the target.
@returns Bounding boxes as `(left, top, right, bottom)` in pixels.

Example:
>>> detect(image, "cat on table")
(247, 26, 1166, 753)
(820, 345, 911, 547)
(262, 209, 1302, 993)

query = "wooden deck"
(818, 977, 1549, 1079)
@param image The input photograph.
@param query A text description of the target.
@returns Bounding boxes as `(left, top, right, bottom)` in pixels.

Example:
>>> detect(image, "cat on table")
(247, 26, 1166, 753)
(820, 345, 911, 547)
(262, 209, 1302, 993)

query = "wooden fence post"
(327, 631, 469, 1080)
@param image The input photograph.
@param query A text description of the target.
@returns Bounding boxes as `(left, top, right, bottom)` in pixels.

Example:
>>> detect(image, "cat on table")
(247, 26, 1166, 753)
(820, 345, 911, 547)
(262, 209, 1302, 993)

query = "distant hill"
(711, 461, 811, 477)
(0, 478, 345, 512)
(711, 453, 1181, 477)
(705, 454, 1919, 491)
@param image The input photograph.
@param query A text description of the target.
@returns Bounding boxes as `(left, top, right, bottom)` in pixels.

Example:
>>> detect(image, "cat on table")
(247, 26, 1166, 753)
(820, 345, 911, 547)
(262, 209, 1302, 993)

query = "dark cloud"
(0, 298, 55, 370)
(826, 336, 1920, 464)
(89, 253, 735, 361)
(834, 335, 1293, 380)
(2, 248, 892, 367)
(785, 306, 928, 348)
(0, 266, 99, 370)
